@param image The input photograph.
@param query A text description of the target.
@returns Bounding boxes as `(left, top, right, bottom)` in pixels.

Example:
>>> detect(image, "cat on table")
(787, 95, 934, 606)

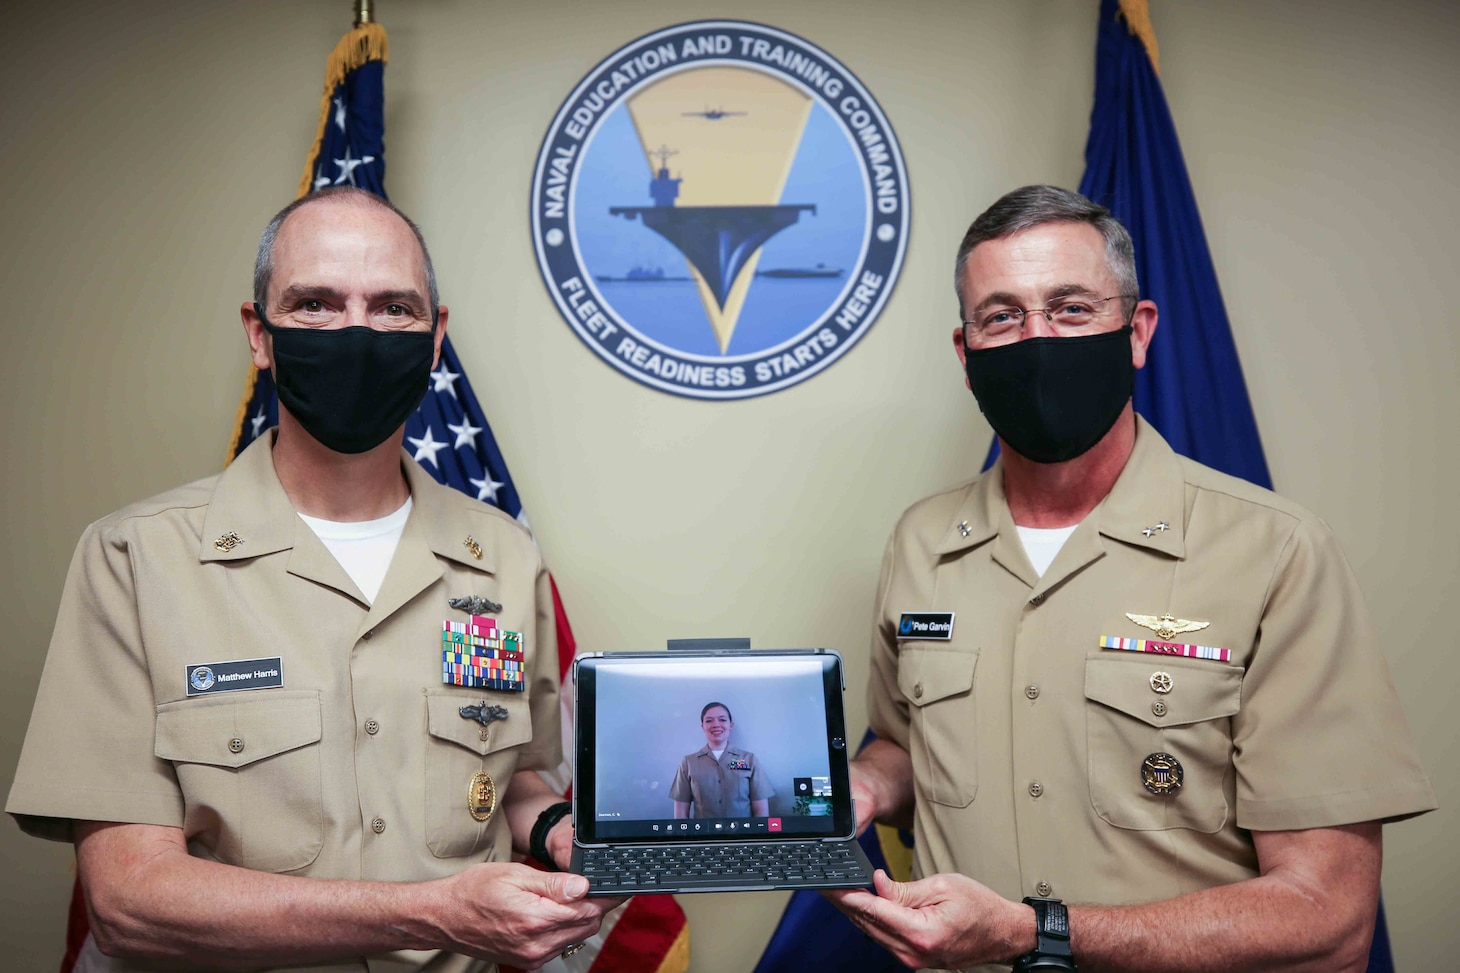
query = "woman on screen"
(669, 701, 773, 818)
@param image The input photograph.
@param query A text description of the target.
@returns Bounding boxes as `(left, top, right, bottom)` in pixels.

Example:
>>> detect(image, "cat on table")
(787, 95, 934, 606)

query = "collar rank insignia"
(1141, 521, 1171, 538)
(462, 535, 483, 560)
(449, 595, 502, 615)
(213, 531, 243, 553)
(1125, 612, 1209, 641)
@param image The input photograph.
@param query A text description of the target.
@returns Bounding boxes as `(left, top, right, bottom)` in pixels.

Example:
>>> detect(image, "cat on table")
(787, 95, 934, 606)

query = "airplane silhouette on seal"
(682, 107, 747, 120)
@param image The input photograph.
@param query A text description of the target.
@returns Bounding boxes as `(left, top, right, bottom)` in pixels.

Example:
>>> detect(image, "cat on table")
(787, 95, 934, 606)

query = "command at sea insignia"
(468, 771, 498, 823)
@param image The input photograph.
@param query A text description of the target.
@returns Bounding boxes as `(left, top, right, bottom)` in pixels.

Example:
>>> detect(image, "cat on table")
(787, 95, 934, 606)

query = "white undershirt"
(711, 748, 726, 761)
(1016, 523, 1079, 577)
(298, 497, 412, 603)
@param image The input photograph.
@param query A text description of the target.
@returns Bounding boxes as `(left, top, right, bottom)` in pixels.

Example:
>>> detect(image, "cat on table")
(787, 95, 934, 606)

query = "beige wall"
(2, 0, 1455, 969)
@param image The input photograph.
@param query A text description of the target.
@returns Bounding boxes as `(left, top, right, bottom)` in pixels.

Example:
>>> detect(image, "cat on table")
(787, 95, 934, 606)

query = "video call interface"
(587, 655, 840, 841)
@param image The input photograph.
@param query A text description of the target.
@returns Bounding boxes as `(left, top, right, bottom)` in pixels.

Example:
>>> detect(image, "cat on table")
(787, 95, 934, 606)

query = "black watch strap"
(1015, 896, 1076, 971)
(530, 800, 573, 871)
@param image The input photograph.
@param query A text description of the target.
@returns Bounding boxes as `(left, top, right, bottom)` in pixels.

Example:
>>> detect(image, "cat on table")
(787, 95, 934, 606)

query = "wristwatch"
(530, 800, 573, 871)
(1014, 896, 1076, 971)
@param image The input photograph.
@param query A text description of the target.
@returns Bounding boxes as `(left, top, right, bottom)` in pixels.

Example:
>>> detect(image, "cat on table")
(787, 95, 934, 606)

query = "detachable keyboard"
(575, 840, 875, 895)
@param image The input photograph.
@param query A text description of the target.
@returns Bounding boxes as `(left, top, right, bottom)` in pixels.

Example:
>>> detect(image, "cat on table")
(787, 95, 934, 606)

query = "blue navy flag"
(1076, 0, 1272, 488)
(1078, 10, 1400, 964)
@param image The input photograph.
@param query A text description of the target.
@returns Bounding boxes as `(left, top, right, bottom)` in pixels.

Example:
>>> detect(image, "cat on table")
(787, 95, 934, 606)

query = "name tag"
(897, 612, 955, 640)
(186, 657, 284, 696)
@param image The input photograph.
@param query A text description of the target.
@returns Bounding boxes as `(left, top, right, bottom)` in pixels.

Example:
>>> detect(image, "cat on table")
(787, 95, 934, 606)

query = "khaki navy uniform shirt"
(7, 436, 562, 973)
(867, 419, 1436, 973)
(668, 745, 774, 818)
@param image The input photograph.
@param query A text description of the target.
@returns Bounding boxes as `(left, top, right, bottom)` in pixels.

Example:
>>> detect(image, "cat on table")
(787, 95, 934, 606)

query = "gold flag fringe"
(1116, 0, 1161, 75)
(295, 22, 389, 199)
(227, 22, 389, 464)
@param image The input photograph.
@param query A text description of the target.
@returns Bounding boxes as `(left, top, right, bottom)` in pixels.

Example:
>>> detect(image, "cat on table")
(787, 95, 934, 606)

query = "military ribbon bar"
(1099, 635, 1231, 663)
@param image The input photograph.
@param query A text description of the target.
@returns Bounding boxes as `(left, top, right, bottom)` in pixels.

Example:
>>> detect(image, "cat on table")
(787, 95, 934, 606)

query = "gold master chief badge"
(1141, 752, 1184, 795)
(468, 771, 498, 822)
(1126, 612, 1210, 641)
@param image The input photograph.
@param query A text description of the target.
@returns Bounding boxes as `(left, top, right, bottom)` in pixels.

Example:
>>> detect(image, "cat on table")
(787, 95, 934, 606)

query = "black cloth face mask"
(256, 303, 436, 455)
(963, 325, 1135, 465)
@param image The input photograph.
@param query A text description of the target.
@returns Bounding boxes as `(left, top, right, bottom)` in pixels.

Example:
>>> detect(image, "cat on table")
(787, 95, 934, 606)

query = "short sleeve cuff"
(1237, 778, 1438, 832)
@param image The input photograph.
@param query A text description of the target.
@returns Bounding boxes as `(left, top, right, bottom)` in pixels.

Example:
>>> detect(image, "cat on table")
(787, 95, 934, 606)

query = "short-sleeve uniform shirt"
(867, 419, 1435, 973)
(669, 745, 774, 818)
(7, 436, 562, 973)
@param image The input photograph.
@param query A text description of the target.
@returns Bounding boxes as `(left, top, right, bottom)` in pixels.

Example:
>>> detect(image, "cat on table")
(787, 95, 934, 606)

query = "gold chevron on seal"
(1125, 612, 1210, 641)
(626, 67, 812, 354)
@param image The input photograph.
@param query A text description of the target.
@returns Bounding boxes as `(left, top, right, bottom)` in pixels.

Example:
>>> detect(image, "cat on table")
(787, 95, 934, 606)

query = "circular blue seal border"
(530, 20, 911, 400)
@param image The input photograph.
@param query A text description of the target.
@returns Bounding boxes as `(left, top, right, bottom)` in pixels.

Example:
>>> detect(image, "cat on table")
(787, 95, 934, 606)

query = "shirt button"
(1151, 700, 1168, 717)
(1036, 881, 1053, 897)
(362, 630, 374, 641)
(1028, 781, 1044, 798)
(364, 719, 379, 735)
(912, 682, 924, 699)
(1030, 594, 1045, 606)
(371, 817, 386, 834)
(228, 737, 245, 754)
(1025, 684, 1040, 700)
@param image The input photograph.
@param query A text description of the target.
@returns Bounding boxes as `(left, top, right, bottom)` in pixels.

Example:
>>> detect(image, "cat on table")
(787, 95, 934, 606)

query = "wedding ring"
(561, 942, 586, 959)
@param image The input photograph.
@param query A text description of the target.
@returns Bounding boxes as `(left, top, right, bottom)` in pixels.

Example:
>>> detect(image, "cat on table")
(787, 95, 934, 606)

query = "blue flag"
(1077, 0, 1271, 488)
(1079, 2, 1392, 969)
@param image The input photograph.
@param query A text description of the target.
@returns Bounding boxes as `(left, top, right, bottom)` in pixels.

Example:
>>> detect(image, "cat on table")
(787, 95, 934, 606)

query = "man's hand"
(849, 737, 915, 834)
(849, 763, 878, 836)
(826, 869, 1033, 971)
(545, 815, 576, 871)
(439, 863, 623, 970)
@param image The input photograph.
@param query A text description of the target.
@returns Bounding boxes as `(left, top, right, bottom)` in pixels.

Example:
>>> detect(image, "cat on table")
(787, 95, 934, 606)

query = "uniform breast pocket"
(424, 689, 533, 859)
(1084, 656, 1242, 833)
(154, 691, 323, 873)
(898, 645, 979, 808)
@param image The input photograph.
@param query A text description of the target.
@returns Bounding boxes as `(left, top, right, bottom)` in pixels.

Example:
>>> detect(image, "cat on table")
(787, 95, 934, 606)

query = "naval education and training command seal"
(531, 20, 911, 400)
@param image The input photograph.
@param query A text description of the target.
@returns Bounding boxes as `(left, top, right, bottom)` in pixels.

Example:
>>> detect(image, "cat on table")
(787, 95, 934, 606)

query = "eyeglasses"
(962, 295, 1132, 345)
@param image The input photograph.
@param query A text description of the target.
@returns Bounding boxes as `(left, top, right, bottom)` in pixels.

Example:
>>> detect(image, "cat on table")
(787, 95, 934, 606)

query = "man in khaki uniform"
(670, 703, 774, 819)
(7, 188, 618, 972)
(829, 186, 1436, 972)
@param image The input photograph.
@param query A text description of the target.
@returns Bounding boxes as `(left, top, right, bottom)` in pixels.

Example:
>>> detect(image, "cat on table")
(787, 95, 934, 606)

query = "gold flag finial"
(354, 0, 374, 28)
(1116, 0, 1161, 75)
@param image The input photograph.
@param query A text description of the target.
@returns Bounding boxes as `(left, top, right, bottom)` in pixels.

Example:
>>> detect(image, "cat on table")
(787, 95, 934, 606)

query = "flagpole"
(354, 0, 374, 28)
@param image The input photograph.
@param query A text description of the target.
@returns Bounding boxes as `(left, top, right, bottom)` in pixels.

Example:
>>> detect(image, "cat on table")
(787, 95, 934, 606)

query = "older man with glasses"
(829, 185, 1435, 973)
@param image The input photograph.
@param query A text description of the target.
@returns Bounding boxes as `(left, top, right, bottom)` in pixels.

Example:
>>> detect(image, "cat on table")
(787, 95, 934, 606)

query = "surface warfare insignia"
(1125, 612, 1210, 641)
(1141, 752, 1184, 796)
(460, 700, 510, 726)
(468, 770, 498, 823)
(449, 595, 503, 615)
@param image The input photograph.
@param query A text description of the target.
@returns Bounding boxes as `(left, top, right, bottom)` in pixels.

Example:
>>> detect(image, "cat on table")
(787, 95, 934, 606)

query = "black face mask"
(963, 325, 1134, 465)
(257, 303, 436, 455)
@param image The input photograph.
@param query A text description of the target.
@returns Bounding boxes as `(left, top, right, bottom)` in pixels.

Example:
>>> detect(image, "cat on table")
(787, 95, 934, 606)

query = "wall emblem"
(531, 20, 911, 399)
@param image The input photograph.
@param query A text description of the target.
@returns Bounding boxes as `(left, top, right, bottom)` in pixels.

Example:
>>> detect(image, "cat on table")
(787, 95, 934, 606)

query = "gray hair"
(253, 186, 440, 312)
(954, 185, 1138, 318)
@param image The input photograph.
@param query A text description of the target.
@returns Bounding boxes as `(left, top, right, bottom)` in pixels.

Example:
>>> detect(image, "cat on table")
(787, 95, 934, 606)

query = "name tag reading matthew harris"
(897, 612, 955, 640)
(186, 658, 284, 696)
